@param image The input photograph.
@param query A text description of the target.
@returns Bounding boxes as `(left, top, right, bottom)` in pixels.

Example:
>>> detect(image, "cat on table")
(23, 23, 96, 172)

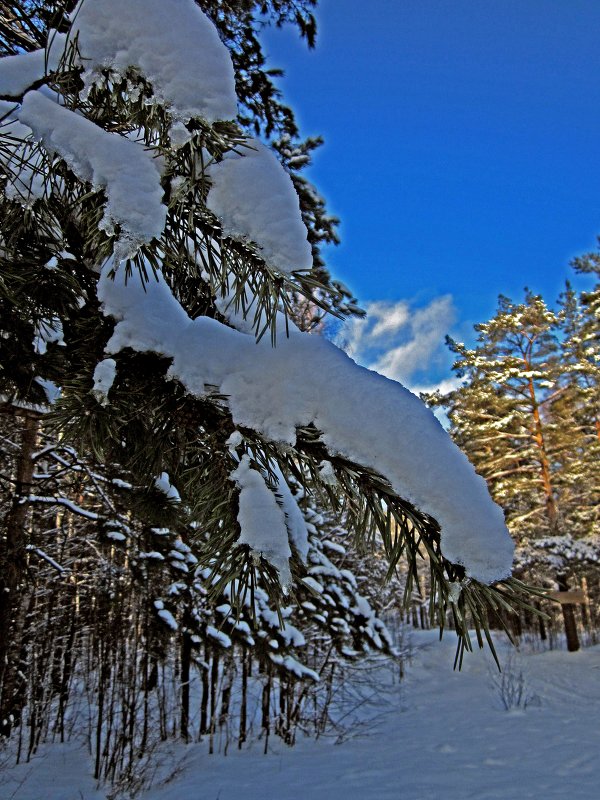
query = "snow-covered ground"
(2, 629, 599, 800)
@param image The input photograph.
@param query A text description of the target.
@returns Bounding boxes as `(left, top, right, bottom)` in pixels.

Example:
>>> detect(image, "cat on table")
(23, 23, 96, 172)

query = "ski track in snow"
(3, 630, 599, 800)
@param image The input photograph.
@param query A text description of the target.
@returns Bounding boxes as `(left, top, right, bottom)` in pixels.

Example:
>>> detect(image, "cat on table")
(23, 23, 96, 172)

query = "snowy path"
(3, 631, 600, 800)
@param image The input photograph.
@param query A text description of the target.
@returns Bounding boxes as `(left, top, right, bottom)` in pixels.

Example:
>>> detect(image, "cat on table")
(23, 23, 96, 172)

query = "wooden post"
(556, 575, 580, 652)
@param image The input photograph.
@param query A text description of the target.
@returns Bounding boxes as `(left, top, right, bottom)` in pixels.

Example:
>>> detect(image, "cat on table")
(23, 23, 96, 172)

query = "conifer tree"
(554, 281, 600, 539)
(429, 288, 600, 650)
(0, 2, 531, 745)
(429, 293, 562, 539)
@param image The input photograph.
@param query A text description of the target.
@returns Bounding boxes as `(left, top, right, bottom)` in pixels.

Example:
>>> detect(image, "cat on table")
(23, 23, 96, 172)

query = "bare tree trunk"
(526, 377, 559, 526)
(580, 576, 590, 634)
(261, 662, 271, 755)
(209, 650, 219, 755)
(180, 606, 192, 742)
(199, 642, 210, 738)
(0, 410, 38, 737)
(524, 377, 582, 652)
(238, 646, 247, 750)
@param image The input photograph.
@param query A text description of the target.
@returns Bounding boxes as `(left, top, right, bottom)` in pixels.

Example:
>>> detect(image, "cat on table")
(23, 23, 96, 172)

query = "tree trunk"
(527, 377, 559, 527)
(180, 610, 192, 742)
(0, 410, 39, 737)
(199, 642, 210, 738)
(525, 378, 581, 652)
(238, 646, 247, 749)
(262, 662, 271, 755)
(536, 602, 547, 641)
(209, 650, 219, 754)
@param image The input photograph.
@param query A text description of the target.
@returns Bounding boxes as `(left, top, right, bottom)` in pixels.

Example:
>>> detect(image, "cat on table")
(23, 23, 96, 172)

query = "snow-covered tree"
(429, 293, 563, 541)
(428, 289, 600, 650)
(1, 407, 402, 770)
(558, 251, 600, 527)
(0, 2, 531, 745)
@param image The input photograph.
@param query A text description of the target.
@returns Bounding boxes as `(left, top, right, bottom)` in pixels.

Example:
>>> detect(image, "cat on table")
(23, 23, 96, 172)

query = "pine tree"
(429, 293, 562, 540)
(0, 3, 533, 749)
(429, 288, 600, 650)
(552, 282, 600, 538)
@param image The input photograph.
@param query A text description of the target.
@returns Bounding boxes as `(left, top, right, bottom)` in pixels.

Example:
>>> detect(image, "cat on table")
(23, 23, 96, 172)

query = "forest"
(0, 1, 598, 797)
(426, 254, 600, 652)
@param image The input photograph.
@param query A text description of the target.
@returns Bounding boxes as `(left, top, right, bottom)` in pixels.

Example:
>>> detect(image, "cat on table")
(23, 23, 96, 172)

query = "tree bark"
(180, 606, 192, 742)
(0, 410, 39, 737)
(526, 377, 559, 527)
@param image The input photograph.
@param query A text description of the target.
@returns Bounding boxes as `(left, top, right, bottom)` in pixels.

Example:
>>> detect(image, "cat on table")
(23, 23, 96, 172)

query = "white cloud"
(409, 376, 462, 397)
(340, 294, 456, 388)
(370, 301, 410, 338)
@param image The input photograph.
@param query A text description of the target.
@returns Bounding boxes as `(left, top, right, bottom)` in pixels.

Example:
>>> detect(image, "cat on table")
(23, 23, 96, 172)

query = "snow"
(269, 653, 319, 682)
(91, 358, 116, 406)
(34, 377, 61, 404)
(0, 34, 67, 97)
(206, 139, 313, 274)
(1, 0, 513, 583)
(106, 531, 126, 541)
(154, 471, 182, 503)
(206, 625, 233, 649)
(25, 545, 67, 574)
(33, 317, 65, 355)
(157, 609, 178, 630)
(3, 631, 600, 800)
(137, 551, 165, 561)
(25, 495, 99, 520)
(71, 0, 237, 127)
(17, 90, 165, 258)
(98, 265, 513, 583)
(302, 576, 324, 595)
(225, 432, 308, 565)
(322, 539, 346, 556)
(271, 463, 310, 562)
(230, 454, 293, 585)
(2, 4, 594, 796)
(318, 459, 337, 485)
(111, 477, 132, 489)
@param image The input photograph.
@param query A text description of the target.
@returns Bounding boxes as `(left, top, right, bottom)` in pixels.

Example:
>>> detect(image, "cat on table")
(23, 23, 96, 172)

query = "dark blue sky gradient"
(262, 0, 600, 335)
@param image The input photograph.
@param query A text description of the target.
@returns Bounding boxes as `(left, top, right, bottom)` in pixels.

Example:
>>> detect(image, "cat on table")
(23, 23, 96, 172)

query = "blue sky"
(262, 0, 600, 391)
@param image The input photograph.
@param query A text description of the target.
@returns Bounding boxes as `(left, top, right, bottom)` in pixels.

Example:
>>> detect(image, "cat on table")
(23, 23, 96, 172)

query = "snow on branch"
(207, 140, 313, 274)
(17, 90, 165, 258)
(0, 33, 67, 99)
(0, 0, 516, 593)
(154, 472, 182, 504)
(271, 462, 310, 562)
(2, 0, 311, 272)
(72, 0, 237, 128)
(230, 454, 293, 586)
(98, 265, 514, 584)
(24, 495, 100, 520)
(25, 545, 69, 575)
